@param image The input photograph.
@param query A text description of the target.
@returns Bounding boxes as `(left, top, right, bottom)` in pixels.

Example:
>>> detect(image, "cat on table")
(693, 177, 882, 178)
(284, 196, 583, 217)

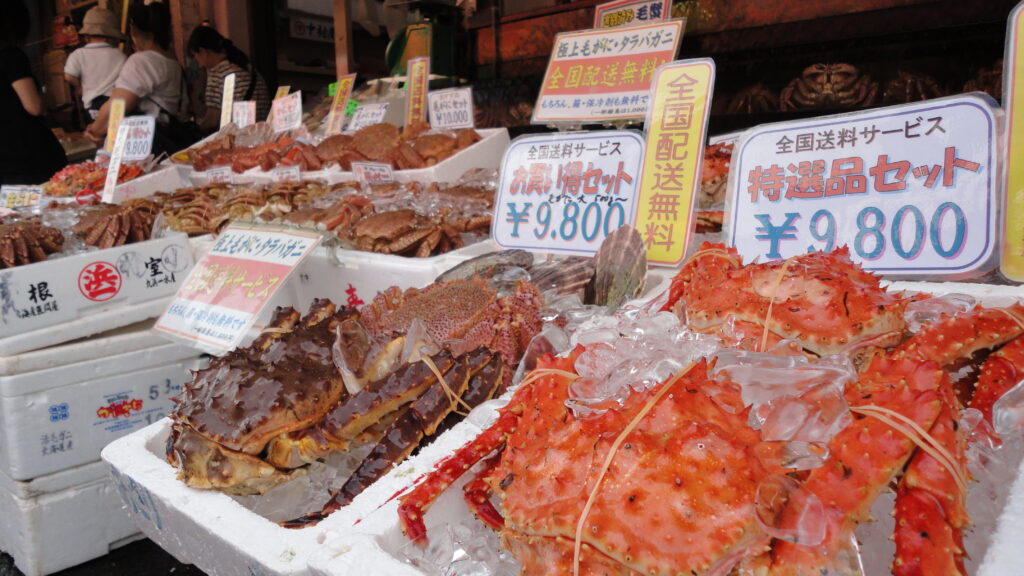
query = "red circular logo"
(78, 261, 123, 302)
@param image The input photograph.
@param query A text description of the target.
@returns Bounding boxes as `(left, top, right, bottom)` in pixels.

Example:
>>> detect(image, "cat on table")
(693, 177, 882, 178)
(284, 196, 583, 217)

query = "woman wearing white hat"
(64, 5, 126, 119)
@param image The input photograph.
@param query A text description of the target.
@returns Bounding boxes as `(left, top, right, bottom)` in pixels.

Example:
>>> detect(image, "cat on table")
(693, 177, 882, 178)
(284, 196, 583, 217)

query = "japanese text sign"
(636, 58, 714, 266)
(0, 185, 42, 208)
(428, 87, 474, 129)
(594, 0, 671, 28)
(493, 131, 644, 256)
(348, 103, 389, 131)
(155, 224, 321, 353)
(104, 98, 126, 154)
(232, 101, 256, 128)
(533, 20, 683, 124)
(326, 73, 357, 135)
(289, 16, 334, 43)
(1003, 2, 1024, 281)
(220, 73, 236, 129)
(353, 162, 395, 185)
(120, 115, 155, 161)
(101, 123, 130, 203)
(406, 57, 430, 126)
(271, 91, 303, 133)
(728, 94, 999, 276)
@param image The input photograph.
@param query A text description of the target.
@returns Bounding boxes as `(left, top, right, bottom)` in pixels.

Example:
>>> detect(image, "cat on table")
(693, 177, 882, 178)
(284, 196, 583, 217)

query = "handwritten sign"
(352, 162, 395, 185)
(232, 101, 256, 128)
(105, 98, 126, 153)
(220, 73, 237, 129)
(428, 87, 474, 129)
(406, 57, 430, 126)
(154, 224, 321, 352)
(325, 73, 357, 135)
(1002, 2, 1024, 281)
(272, 165, 301, 182)
(101, 123, 130, 203)
(594, 0, 671, 28)
(348, 103, 389, 131)
(493, 131, 643, 256)
(120, 116, 155, 161)
(533, 20, 683, 124)
(0, 185, 43, 208)
(728, 94, 998, 276)
(636, 58, 715, 266)
(270, 91, 303, 133)
(207, 166, 233, 184)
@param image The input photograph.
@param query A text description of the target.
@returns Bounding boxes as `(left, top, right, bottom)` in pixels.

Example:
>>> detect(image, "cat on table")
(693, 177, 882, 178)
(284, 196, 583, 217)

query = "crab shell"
(662, 242, 907, 356)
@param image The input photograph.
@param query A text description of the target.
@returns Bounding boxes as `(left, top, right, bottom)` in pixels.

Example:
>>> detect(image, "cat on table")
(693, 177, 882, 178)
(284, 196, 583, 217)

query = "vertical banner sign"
(154, 223, 321, 353)
(325, 73, 357, 135)
(406, 57, 430, 126)
(636, 58, 715, 266)
(101, 123, 130, 203)
(232, 101, 257, 128)
(1003, 2, 1024, 281)
(492, 131, 644, 255)
(728, 94, 998, 276)
(348, 102, 389, 131)
(594, 0, 671, 28)
(533, 20, 683, 125)
(428, 87, 475, 129)
(120, 115, 156, 160)
(270, 91, 303, 133)
(219, 73, 237, 129)
(105, 98, 126, 153)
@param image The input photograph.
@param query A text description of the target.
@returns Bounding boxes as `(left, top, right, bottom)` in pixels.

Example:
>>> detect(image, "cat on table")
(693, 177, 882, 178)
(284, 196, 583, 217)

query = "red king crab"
(71, 199, 160, 248)
(398, 243, 1024, 575)
(780, 63, 879, 111)
(0, 219, 64, 269)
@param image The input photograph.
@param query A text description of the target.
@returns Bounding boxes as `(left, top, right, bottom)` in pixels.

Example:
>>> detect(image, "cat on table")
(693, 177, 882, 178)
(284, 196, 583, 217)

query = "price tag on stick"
(120, 115, 155, 161)
(101, 122, 130, 203)
(233, 101, 256, 128)
(105, 98, 126, 153)
(405, 57, 430, 126)
(325, 73, 357, 135)
(270, 91, 303, 132)
(1002, 2, 1024, 281)
(219, 73, 237, 129)
(428, 87, 474, 129)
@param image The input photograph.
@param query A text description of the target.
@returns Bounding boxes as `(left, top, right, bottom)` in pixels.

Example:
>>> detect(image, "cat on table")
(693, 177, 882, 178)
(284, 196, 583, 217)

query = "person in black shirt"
(0, 0, 67, 185)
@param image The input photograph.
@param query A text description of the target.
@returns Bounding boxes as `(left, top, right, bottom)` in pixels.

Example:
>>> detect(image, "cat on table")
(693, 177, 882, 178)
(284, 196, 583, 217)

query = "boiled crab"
(72, 198, 160, 248)
(0, 219, 64, 269)
(317, 122, 483, 171)
(780, 63, 878, 111)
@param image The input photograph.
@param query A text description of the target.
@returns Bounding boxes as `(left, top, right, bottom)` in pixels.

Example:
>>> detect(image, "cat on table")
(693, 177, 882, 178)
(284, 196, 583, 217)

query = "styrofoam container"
(112, 164, 191, 202)
(0, 460, 142, 576)
(304, 281, 1024, 576)
(0, 322, 205, 480)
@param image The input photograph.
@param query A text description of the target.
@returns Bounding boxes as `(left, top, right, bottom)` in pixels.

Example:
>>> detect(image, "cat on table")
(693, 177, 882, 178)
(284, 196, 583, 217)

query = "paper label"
(727, 94, 998, 276)
(492, 131, 644, 255)
(155, 224, 320, 352)
(326, 73, 357, 135)
(594, 0, 671, 28)
(533, 21, 683, 124)
(270, 91, 303, 133)
(232, 101, 257, 128)
(405, 57, 430, 126)
(206, 166, 233, 184)
(1002, 2, 1024, 280)
(352, 162, 395, 185)
(101, 123, 130, 203)
(348, 103, 389, 131)
(120, 115, 155, 161)
(0, 185, 43, 208)
(636, 58, 715, 266)
(272, 165, 301, 182)
(428, 87, 474, 129)
(104, 98, 126, 153)
(219, 73, 237, 129)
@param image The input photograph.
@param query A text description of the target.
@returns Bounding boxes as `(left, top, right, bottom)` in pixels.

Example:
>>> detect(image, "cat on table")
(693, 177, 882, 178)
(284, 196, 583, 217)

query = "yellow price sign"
(1003, 3, 1024, 281)
(325, 74, 357, 135)
(105, 98, 125, 153)
(635, 58, 715, 266)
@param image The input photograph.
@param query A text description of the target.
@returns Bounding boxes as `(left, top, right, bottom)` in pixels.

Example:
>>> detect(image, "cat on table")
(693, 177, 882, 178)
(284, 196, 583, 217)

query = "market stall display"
(44, 159, 151, 198)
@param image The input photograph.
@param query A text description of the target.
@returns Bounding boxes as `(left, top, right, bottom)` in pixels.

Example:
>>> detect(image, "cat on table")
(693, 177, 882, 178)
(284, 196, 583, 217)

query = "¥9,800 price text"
(504, 200, 626, 243)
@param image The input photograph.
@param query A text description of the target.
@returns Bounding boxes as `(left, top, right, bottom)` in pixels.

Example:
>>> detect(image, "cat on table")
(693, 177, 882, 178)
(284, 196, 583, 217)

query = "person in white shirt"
(63, 6, 126, 119)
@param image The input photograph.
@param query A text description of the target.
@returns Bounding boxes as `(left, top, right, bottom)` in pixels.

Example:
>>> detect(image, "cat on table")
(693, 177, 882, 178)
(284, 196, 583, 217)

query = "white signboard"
(120, 115, 155, 161)
(270, 91, 303, 132)
(233, 101, 257, 128)
(428, 87, 474, 129)
(347, 102, 389, 132)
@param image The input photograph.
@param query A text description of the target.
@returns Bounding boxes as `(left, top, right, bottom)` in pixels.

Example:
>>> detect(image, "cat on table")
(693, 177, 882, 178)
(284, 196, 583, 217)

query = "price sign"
(428, 87, 474, 129)
(594, 0, 671, 28)
(325, 73, 357, 135)
(533, 20, 683, 124)
(406, 57, 430, 126)
(101, 122, 130, 203)
(352, 162, 395, 184)
(0, 185, 43, 208)
(636, 58, 714, 266)
(233, 101, 256, 128)
(120, 115, 155, 161)
(104, 98, 126, 153)
(272, 165, 301, 182)
(207, 166, 233, 184)
(348, 103, 389, 131)
(727, 94, 998, 276)
(220, 73, 237, 129)
(492, 131, 643, 256)
(1002, 2, 1024, 281)
(270, 91, 303, 132)
(155, 223, 321, 353)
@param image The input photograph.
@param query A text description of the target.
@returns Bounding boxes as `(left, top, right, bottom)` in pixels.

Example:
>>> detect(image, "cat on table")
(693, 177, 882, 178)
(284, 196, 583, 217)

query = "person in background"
(85, 0, 193, 154)
(187, 25, 270, 131)
(0, 0, 67, 184)
(64, 5, 126, 120)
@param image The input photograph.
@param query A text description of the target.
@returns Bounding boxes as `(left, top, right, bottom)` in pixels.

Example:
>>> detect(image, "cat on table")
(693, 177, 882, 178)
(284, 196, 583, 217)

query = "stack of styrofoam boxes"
(0, 232, 204, 575)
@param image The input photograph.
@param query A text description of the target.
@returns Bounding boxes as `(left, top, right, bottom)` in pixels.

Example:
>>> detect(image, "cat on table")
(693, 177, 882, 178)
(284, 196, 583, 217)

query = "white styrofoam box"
(0, 335, 204, 480)
(306, 280, 1024, 576)
(0, 232, 195, 356)
(0, 460, 142, 576)
(113, 164, 191, 202)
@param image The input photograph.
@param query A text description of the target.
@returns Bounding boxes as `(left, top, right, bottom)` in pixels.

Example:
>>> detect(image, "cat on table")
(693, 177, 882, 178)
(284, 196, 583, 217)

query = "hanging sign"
(104, 98, 126, 153)
(352, 162, 395, 185)
(232, 101, 257, 128)
(406, 57, 430, 126)
(636, 58, 715, 266)
(594, 0, 671, 28)
(325, 73, 357, 135)
(492, 131, 644, 255)
(0, 185, 43, 208)
(348, 103, 389, 131)
(1002, 2, 1024, 281)
(219, 73, 237, 129)
(270, 91, 303, 132)
(428, 87, 474, 129)
(533, 20, 683, 124)
(727, 94, 998, 276)
(154, 223, 321, 352)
